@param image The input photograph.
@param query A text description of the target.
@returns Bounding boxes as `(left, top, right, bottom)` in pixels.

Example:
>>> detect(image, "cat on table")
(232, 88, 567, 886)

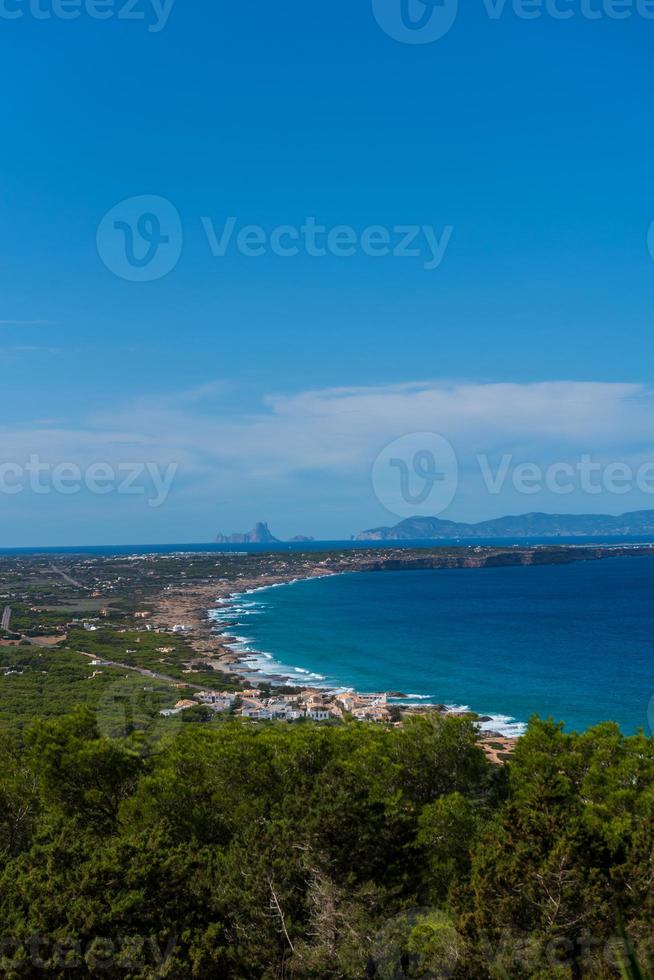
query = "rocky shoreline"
(148, 543, 654, 751)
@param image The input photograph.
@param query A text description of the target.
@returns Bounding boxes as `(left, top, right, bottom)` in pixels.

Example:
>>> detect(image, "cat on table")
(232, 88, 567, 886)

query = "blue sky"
(2, 0, 654, 544)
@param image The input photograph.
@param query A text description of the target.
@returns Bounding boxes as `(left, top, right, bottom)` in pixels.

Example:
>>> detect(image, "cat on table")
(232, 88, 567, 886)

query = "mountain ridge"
(354, 510, 654, 541)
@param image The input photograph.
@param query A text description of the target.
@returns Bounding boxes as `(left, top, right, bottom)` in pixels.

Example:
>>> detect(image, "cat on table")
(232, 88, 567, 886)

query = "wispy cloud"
(0, 346, 63, 355)
(3, 379, 654, 522)
(0, 320, 56, 326)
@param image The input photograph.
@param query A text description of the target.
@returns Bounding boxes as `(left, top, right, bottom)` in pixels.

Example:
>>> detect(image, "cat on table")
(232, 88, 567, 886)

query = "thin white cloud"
(0, 346, 63, 355)
(6, 378, 651, 457)
(145, 379, 654, 468)
(0, 320, 56, 326)
(3, 380, 654, 518)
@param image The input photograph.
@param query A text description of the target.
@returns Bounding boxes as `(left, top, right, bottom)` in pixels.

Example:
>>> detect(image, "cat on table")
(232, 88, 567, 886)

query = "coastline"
(150, 564, 339, 680)
(147, 568, 504, 725)
(209, 574, 340, 685)
(149, 544, 654, 744)
(210, 576, 528, 739)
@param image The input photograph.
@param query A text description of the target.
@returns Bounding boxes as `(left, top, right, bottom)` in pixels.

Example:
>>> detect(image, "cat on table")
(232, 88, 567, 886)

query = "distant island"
(215, 521, 314, 544)
(354, 509, 654, 541)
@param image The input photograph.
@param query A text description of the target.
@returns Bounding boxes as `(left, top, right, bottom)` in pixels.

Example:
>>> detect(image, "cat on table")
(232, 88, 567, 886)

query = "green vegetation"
(0, 712, 652, 978)
(1, 553, 653, 977)
(63, 627, 240, 692)
(0, 645, 183, 730)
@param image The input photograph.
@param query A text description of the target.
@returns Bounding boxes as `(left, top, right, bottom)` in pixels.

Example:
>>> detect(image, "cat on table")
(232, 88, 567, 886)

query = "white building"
(307, 708, 331, 721)
(241, 705, 273, 720)
(197, 690, 236, 706)
(207, 698, 234, 712)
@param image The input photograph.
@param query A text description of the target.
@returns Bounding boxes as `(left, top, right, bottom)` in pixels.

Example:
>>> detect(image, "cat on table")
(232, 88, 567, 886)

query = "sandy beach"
(150, 566, 520, 759)
(151, 566, 336, 679)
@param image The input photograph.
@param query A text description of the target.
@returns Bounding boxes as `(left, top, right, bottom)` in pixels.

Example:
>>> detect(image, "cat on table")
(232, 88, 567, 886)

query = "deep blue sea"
(214, 555, 654, 736)
(3, 536, 654, 555)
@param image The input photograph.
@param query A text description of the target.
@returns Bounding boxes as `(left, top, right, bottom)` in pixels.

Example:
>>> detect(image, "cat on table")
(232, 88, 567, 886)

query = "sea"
(211, 551, 654, 737)
(3, 535, 654, 555)
(4, 538, 654, 737)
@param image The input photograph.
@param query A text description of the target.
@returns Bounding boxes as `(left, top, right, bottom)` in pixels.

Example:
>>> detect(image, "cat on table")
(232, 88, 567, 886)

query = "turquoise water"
(213, 556, 654, 735)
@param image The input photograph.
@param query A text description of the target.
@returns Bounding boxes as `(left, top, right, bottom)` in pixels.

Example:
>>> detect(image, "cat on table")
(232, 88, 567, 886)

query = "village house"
(352, 705, 390, 723)
(356, 693, 388, 706)
(207, 698, 234, 713)
(197, 690, 235, 705)
(241, 705, 273, 721)
(306, 707, 331, 722)
(267, 700, 306, 720)
(196, 691, 236, 712)
(173, 699, 197, 711)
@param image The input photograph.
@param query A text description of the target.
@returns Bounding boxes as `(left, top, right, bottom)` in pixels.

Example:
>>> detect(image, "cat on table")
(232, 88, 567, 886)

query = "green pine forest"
(1, 554, 652, 977)
(1, 710, 653, 978)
